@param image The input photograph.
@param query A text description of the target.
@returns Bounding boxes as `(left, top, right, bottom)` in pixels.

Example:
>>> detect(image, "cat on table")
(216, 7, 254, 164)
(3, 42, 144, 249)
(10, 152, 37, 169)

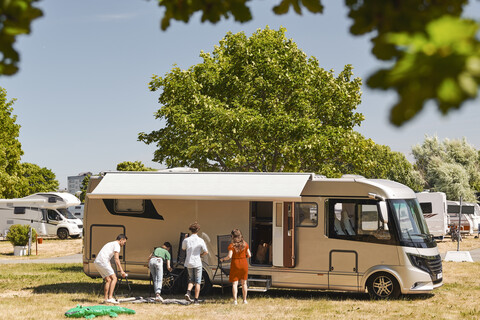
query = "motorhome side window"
(295, 202, 318, 227)
(327, 199, 391, 243)
(14, 207, 26, 214)
(114, 199, 145, 214)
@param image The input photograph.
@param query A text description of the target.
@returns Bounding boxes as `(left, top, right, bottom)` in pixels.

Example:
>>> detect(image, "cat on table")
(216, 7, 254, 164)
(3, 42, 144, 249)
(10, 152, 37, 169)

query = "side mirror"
(379, 201, 388, 225)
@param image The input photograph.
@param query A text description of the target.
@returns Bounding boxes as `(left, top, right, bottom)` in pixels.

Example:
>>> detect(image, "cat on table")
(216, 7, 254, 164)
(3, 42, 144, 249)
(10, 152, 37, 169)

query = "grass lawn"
(0, 237, 479, 320)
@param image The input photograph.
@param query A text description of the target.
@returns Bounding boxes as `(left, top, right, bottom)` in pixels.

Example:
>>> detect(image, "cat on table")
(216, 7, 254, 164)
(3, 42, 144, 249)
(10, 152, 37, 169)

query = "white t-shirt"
(182, 234, 207, 268)
(94, 240, 121, 266)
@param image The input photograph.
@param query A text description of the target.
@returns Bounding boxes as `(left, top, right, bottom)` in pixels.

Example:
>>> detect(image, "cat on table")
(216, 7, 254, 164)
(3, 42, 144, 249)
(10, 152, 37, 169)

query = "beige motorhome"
(82, 171, 443, 299)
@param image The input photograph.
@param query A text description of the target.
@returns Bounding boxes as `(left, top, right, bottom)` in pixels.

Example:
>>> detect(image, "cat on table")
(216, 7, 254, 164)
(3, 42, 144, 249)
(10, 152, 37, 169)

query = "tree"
(139, 27, 421, 190)
(412, 135, 480, 201)
(79, 174, 91, 203)
(0, 87, 23, 198)
(16, 162, 59, 197)
(153, 0, 480, 126)
(362, 144, 424, 192)
(116, 161, 156, 171)
(0, 0, 43, 75)
(2, 1, 478, 127)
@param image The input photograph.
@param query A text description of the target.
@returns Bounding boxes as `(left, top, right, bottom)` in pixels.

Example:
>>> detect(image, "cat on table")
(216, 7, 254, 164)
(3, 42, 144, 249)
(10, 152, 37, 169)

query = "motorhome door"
(273, 202, 295, 267)
(45, 209, 61, 235)
(90, 224, 126, 263)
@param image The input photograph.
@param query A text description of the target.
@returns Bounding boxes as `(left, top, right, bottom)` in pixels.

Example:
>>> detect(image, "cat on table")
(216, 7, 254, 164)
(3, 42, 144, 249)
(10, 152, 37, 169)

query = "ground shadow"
(51, 265, 84, 273)
(209, 287, 371, 301)
(208, 286, 435, 302)
(0, 253, 14, 257)
(30, 282, 435, 302)
(31, 281, 153, 296)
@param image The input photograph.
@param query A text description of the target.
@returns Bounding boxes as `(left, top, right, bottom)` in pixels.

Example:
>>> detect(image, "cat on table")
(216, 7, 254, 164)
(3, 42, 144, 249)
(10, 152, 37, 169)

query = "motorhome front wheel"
(57, 228, 69, 240)
(367, 272, 400, 299)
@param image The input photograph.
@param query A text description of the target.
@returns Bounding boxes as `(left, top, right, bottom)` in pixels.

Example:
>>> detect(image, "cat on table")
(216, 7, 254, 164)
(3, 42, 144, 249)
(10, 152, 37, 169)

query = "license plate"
(437, 272, 443, 280)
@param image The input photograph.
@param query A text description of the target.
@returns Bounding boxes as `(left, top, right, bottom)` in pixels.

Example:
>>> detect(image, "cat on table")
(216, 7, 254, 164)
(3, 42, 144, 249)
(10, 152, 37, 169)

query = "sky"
(1, 0, 480, 190)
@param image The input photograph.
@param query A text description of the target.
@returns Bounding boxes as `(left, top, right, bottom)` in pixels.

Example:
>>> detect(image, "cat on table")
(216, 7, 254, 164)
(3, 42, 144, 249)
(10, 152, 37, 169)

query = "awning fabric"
(88, 172, 312, 201)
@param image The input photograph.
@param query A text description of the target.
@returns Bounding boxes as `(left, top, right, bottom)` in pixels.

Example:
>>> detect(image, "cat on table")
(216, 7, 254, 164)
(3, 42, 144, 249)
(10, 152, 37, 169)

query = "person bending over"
(94, 234, 128, 304)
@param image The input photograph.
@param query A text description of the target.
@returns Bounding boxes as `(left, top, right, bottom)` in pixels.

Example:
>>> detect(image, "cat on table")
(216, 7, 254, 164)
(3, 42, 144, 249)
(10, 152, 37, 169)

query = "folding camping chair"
(213, 234, 231, 293)
(100, 256, 132, 299)
(112, 256, 132, 298)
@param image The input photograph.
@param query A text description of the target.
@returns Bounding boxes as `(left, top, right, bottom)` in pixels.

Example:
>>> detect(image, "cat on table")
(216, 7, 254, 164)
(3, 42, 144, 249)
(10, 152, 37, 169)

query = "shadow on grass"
(29, 282, 435, 302)
(31, 281, 153, 296)
(51, 265, 84, 273)
(0, 253, 14, 257)
(208, 286, 435, 302)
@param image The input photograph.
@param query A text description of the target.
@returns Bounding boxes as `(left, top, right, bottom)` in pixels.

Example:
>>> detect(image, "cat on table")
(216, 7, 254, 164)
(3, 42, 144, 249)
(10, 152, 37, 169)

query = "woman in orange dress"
(221, 229, 251, 304)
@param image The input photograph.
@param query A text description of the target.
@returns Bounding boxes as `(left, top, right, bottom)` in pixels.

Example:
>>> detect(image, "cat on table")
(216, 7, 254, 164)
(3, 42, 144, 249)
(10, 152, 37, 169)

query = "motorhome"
(446, 200, 474, 235)
(416, 192, 449, 240)
(82, 171, 443, 299)
(0, 192, 83, 239)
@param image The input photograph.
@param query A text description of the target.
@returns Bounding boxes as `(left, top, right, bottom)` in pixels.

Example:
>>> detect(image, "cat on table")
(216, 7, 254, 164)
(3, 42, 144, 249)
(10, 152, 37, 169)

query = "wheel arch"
(361, 266, 404, 294)
(56, 227, 69, 240)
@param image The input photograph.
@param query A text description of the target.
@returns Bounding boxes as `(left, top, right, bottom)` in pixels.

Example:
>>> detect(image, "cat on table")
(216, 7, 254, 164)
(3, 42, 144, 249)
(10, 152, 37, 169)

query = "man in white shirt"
(182, 222, 208, 304)
(94, 234, 128, 304)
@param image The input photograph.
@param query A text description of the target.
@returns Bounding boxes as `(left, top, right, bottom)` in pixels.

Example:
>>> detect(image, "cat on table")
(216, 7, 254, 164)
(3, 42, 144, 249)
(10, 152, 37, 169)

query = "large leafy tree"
(2, 1, 478, 127)
(155, 0, 480, 127)
(139, 27, 420, 190)
(412, 135, 480, 201)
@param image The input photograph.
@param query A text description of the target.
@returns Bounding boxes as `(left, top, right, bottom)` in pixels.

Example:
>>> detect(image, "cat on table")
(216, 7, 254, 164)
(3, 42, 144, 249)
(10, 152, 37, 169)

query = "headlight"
(407, 253, 430, 273)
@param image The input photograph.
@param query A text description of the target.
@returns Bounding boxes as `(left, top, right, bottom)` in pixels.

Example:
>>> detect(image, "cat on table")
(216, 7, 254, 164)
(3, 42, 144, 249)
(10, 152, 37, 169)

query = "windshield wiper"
(406, 232, 434, 242)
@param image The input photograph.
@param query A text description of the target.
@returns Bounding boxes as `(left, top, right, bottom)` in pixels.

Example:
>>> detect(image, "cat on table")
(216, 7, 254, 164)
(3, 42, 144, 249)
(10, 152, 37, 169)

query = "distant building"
(67, 172, 92, 195)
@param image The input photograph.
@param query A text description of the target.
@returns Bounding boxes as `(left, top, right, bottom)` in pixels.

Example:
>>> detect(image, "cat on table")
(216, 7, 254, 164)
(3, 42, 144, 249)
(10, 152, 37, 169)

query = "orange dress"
(228, 243, 249, 282)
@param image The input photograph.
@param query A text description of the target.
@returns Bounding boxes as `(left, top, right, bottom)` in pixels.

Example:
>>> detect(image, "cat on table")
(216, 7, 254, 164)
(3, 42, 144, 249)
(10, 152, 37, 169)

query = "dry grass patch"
(436, 236, 480, 253)
(1, 260, 480, 320)
(0, 238, 82, 259)
(0, 238, 479, 319)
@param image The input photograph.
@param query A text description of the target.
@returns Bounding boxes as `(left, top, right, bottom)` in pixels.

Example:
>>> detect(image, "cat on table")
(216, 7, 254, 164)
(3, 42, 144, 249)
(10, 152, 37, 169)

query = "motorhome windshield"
(58, 208, 76, 220)
(389, 199, 435, 247)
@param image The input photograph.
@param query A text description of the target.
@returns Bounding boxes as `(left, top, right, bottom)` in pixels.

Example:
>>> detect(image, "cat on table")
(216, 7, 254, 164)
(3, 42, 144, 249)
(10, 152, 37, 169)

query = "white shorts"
(94, 262, 114, 278)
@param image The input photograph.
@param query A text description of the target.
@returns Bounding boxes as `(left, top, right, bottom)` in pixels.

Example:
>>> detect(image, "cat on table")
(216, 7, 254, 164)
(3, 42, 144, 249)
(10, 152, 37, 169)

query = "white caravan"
(469, 203, 480, 232)
(82, 172, 443, 299)
(416, 192, 449, 240)
(0, 192, 83, 239)
(446, 200, 474, 235)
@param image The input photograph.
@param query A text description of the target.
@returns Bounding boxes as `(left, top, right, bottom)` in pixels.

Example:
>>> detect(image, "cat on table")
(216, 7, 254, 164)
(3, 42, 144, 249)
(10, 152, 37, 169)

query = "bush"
(6, 224, 37, 246)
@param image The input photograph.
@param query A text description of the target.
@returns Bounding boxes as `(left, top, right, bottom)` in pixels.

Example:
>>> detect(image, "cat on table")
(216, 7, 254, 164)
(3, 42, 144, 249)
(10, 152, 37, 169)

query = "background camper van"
(0, 192, 83, 239)
(416, 192, 449, 240)
(447, 200, 475, 235)
(83, 171, 442, 299)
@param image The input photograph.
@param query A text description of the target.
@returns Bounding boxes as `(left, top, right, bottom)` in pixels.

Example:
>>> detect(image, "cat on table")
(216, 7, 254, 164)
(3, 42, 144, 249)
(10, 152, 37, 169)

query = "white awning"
(88, 172, 312, 201)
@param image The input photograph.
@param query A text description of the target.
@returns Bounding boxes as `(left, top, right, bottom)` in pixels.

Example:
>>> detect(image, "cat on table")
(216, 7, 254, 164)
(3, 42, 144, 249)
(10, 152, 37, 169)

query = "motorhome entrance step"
(247, 278, 271, 292)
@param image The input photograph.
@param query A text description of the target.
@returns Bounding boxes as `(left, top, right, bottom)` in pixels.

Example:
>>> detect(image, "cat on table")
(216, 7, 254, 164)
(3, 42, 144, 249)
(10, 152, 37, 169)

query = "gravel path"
(0, 253, 82, 264)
